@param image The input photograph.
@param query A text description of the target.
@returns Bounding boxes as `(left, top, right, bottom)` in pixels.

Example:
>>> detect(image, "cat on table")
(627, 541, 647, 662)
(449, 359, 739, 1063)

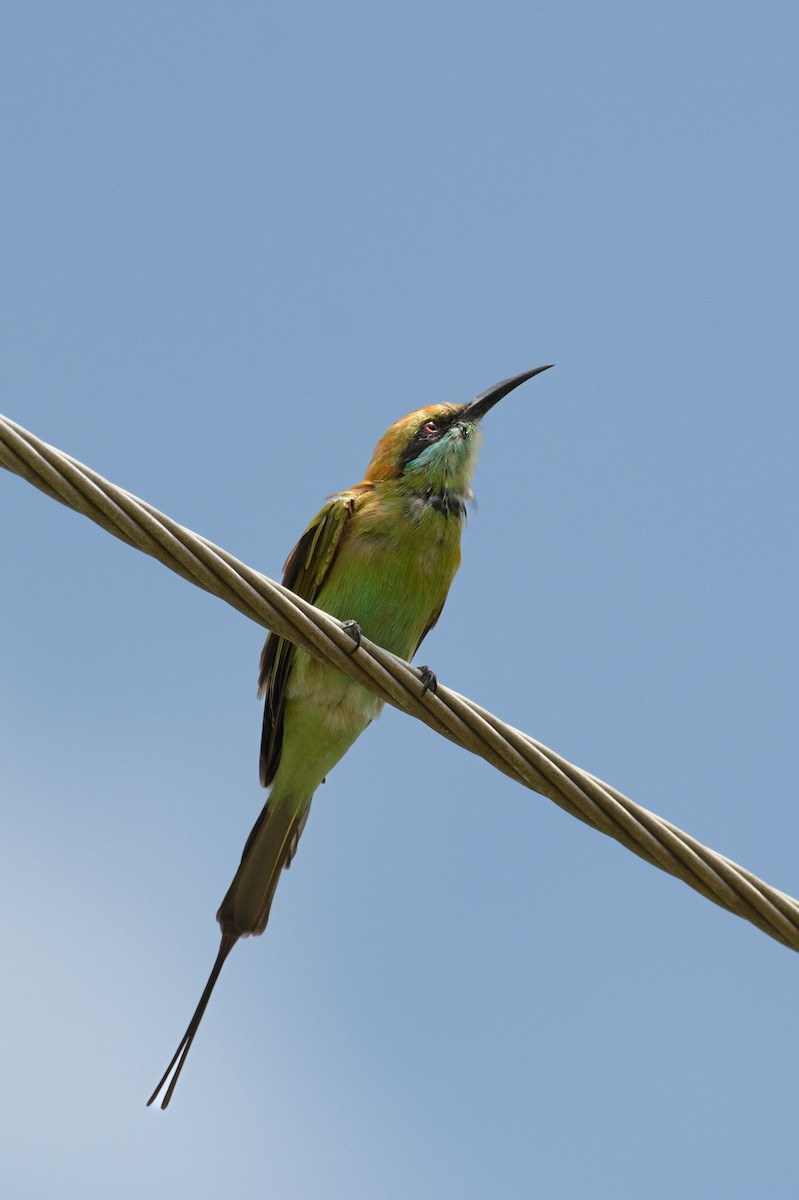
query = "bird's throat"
(409, 486, 469, 519)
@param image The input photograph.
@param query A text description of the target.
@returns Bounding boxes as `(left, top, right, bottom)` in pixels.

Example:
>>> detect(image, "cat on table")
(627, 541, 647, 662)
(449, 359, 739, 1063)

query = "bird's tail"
(217, 793, 312, 938)
(146, 930, 238, 1109)
(147, 794, 312, 1109)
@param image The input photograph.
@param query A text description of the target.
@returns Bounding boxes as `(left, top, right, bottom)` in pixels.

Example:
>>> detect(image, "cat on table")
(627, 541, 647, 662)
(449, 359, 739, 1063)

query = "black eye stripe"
(399, 413, 458, 471)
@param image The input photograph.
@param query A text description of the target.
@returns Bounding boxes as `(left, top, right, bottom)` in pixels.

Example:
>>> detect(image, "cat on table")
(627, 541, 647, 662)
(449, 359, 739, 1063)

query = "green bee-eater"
(148, 365, 552, 1107)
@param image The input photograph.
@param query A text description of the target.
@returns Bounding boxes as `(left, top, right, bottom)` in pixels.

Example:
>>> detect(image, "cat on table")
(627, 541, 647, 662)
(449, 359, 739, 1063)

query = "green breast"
(314, 485, 464, 659)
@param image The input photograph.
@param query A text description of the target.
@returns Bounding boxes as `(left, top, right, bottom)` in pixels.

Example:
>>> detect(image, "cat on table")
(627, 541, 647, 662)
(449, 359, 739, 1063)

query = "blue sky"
(2, 2, 798, 1196)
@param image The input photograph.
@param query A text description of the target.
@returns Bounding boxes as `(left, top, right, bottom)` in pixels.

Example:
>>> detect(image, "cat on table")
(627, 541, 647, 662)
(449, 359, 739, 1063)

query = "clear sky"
(2, 2, 798, 1196)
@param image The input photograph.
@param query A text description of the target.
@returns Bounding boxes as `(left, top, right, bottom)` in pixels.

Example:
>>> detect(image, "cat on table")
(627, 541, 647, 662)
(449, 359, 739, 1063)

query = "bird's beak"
(461, 364, 554, 422)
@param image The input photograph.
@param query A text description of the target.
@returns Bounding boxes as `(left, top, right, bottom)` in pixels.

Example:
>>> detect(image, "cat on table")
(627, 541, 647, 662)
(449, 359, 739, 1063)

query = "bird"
(147, 364, 553, 1108)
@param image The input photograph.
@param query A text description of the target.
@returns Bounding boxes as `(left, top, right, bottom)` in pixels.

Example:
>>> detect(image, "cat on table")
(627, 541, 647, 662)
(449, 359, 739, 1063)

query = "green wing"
(412, 603, 444, 658)
(258, 492, 358, 787)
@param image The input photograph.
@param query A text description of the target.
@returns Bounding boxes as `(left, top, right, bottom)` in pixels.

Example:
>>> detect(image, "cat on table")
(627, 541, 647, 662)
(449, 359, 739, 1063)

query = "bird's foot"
(418, 665, 438, 696)
(341, 619, 362, 654)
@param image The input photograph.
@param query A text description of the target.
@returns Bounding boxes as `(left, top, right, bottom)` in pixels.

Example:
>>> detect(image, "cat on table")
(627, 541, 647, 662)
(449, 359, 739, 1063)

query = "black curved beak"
(461, 364, 554, 422)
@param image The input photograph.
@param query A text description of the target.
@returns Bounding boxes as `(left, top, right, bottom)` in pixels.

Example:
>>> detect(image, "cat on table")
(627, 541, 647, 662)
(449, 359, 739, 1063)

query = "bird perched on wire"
(148, 364, 553, 1108)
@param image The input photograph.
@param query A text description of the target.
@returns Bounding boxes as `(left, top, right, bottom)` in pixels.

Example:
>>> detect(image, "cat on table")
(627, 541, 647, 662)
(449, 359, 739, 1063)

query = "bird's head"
(363, 366, 553, 494)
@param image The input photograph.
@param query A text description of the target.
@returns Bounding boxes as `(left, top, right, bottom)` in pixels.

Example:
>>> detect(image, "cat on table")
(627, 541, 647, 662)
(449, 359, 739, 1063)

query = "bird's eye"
(422, 420, 439, 435)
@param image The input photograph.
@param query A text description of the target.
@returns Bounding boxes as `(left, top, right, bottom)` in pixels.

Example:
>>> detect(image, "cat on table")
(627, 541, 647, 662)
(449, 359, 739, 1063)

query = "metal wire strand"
(2, 411, 798, 951)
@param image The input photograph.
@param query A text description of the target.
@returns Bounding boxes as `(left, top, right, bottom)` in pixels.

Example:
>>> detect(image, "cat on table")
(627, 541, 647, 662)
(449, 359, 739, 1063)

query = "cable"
(2, 411, 797, 951)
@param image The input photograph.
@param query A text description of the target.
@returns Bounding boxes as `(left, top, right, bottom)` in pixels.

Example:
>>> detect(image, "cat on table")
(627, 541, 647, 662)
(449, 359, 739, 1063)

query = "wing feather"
(412, 603, 444, 658)
(258, 492, 358, 787)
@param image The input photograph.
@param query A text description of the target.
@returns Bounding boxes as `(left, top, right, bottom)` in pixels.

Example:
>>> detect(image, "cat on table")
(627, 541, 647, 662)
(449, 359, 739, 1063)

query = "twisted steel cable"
(2, 411, 798, 951)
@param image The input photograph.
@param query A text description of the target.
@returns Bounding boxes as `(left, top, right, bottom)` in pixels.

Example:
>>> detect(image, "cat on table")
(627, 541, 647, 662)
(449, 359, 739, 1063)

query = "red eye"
(422, 420, 439, 434)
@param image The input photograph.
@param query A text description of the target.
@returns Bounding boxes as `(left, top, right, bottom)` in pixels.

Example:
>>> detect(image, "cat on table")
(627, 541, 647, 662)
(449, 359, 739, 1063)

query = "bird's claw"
(418, 665, 438, 696)
(341, 619, 362, 654)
